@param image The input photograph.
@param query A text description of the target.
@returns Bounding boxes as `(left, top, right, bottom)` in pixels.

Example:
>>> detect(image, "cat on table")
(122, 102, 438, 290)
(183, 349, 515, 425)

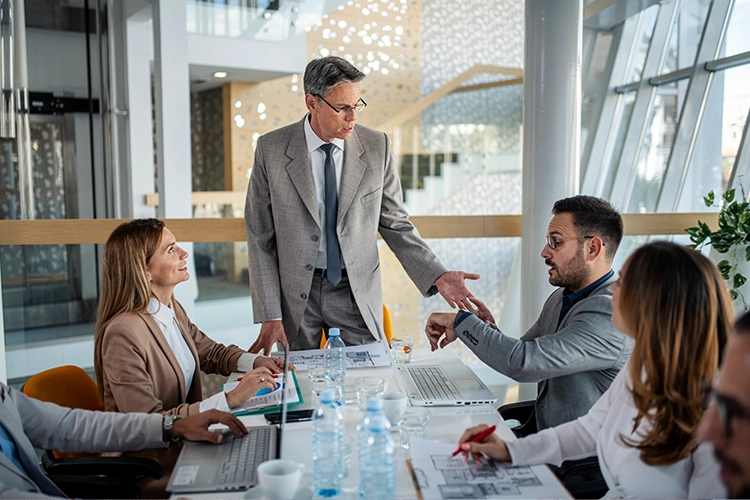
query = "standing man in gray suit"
(245, 56, 479, 352)
(425, 196, 633, 431)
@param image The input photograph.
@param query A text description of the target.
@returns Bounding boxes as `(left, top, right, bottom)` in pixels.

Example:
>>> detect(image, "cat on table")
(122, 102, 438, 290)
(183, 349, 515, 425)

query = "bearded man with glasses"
(245, 56, 479, 352)
(426, 195, 633, 432)
(699, 312, 750, 498)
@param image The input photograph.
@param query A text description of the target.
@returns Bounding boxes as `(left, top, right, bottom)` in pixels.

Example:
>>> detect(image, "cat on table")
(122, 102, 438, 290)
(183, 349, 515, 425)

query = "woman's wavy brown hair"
(618, 241, 733, 466)
(93, 218, 165, 400)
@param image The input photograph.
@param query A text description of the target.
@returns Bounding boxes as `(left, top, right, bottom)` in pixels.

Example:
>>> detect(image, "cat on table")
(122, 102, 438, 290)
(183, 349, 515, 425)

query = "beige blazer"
(245, 118, 447, 344)
(99, 299, 245, 417)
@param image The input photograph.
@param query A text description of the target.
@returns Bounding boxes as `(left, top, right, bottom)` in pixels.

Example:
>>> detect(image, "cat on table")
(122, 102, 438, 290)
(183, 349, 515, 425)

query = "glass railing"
(186, 0, 348, 42)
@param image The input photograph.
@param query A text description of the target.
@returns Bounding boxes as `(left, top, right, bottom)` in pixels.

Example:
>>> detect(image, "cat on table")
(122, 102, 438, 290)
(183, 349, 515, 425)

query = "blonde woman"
(454, 241, 731, 498)
(94, 218, 289, 417)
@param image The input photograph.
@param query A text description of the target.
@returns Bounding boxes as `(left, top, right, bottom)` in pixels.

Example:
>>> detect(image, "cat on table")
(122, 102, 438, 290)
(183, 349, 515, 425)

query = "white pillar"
(520, 0, 582, 400)
(152, 0, 197, 314)
(0, 262, 6, 383)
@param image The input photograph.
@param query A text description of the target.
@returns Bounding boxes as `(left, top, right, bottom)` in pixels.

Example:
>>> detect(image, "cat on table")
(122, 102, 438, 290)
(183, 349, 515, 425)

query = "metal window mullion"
(609, 0, 680, 210)
(655, 0, 733, 212)
(727, 108, 750, 192)
(582, 19, 636, 195)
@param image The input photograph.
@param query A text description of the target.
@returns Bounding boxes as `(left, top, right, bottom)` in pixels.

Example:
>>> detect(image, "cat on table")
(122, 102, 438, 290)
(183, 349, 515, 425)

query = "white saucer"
(243, 486, 312, 500)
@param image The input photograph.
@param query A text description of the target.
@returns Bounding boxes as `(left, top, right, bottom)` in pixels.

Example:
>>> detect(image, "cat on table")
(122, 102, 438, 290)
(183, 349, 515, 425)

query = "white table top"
(173, 347, 536, 499)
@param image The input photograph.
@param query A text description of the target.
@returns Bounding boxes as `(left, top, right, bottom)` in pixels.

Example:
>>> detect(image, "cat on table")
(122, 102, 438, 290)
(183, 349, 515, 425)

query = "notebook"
(396, 364, 497, 406)
(166, 347, 291, 493)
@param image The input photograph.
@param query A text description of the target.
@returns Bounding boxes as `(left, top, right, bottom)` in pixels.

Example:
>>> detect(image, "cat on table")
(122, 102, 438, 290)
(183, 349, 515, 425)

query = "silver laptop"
(397, 364, 497, 406)
(167, 348, 290, 493)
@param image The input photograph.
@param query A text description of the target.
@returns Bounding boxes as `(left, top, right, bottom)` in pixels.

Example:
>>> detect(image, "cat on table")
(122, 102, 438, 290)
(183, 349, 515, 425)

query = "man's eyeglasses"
(545, 235, 599, 250)
(315, 94, 367, 114)
(707, 387, 750, 438)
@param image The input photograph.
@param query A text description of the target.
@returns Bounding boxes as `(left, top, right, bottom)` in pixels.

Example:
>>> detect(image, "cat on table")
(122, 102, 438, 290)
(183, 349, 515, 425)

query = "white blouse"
(506, 361, 726, 499)
(147, 298, 258, 412)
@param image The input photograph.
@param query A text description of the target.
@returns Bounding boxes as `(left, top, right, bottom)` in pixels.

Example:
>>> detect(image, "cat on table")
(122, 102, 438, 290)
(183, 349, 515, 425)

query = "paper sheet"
(224, 371, 300, 412)
(270, 341, 392, 370)
(408, 438, 572, 499)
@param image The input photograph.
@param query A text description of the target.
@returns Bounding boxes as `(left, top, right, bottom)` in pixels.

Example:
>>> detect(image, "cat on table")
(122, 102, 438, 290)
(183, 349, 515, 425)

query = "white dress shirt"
(506, 361, 726, 499)
(303, 115, 345, 270)
(148, 298, 258, 412)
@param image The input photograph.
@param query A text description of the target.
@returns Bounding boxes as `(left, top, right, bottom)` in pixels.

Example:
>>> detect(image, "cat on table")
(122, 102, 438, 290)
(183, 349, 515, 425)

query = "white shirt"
(303, 115, 345, 270)
(506, 362, 726, 499)
(147, 298, 258, 412)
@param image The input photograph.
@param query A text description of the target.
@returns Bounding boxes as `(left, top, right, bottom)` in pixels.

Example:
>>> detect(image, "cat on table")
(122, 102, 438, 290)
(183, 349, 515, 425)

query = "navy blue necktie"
(320, 143, 342, 286)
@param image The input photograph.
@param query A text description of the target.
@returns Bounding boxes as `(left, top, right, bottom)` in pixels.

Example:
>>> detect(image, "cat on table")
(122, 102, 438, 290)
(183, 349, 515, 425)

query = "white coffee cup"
(381, 391, 408, 426)
(256, 459, 305, 500)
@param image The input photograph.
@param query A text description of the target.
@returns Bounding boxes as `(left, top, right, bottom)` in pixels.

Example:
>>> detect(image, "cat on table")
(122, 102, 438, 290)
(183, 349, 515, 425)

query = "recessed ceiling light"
(213, 71, 228, 78)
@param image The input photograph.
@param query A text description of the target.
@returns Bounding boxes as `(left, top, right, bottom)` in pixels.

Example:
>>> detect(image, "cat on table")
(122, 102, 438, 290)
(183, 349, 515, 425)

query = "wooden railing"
(0, 213, 719, 245)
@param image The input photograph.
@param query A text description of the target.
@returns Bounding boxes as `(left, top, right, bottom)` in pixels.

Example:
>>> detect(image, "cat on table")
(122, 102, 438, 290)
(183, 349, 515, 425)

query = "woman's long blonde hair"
(94, 218, 165, 400)
(618, 241, 733, 465)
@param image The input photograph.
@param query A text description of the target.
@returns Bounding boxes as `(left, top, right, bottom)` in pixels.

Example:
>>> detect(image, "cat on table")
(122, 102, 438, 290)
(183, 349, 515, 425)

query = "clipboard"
(230, 371, 304, 416)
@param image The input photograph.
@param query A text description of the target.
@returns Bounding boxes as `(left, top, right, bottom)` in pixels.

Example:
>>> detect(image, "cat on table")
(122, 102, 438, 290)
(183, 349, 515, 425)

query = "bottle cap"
(366, 396, 384, 411)
(319, 389, 335, 403)
(328, 328, 341, 337)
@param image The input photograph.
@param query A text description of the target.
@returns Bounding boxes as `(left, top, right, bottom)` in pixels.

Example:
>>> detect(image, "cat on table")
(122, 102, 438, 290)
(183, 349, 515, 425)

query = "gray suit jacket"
(0, 382, 164, 499)
(245, 117, 447, 344)
(455, 276, 632, 430)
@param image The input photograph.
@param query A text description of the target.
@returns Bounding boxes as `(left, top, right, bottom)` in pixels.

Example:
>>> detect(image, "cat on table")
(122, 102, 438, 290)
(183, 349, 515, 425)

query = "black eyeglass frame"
(315, 94, 367, 114)
(707, 387, 750, 438)
(545, 235, 602, 250)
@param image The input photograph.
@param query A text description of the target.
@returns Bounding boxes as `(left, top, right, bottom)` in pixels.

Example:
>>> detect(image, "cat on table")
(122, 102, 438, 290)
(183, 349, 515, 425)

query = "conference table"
(172, 346, 571, 499)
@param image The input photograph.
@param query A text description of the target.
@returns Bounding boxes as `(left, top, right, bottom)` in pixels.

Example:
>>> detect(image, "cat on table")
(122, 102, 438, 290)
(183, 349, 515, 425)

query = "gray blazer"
(245, 117, 447, 344)
(455, 276, 632, 430)
(0, 382, 165, 499)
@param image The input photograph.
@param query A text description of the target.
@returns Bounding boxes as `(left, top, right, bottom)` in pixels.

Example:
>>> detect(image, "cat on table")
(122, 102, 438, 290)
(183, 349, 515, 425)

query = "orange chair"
(320, 304, 393, 348)
(22, 365, 162, 498)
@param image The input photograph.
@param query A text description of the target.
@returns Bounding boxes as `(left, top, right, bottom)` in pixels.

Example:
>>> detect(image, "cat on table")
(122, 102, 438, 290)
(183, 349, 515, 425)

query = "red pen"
(452, 425, 497, 456)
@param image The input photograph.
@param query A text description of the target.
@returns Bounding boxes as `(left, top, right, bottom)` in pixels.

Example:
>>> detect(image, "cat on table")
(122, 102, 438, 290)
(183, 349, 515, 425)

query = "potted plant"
(687, 188, 750, 310)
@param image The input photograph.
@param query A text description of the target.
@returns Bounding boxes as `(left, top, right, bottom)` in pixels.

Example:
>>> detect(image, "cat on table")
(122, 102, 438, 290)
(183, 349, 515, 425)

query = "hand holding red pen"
(455, 424, 511, 463)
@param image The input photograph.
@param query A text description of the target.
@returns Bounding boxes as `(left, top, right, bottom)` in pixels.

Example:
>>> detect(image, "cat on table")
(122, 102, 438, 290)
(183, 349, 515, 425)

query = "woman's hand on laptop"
(254, 355, 296, 373)
(225, 367, 276, 408)
(173, 409, 248, 444)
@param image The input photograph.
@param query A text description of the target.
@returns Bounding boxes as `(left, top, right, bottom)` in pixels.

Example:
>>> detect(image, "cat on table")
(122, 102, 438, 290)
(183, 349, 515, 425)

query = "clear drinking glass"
(355, 376, 385, 412)
(390, 336, 414, 364)
(398, 409, 430, 449)
(307, 363, 326, 396)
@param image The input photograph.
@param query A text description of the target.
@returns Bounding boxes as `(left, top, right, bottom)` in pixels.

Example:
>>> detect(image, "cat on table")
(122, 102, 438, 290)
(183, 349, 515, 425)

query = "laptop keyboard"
(408, 366, 462, 400)
(216, 426, 273, 488)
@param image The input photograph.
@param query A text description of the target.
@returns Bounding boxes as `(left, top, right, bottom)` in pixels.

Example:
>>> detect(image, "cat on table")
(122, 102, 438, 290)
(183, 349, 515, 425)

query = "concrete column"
(152, 0, 197, 314)
(520, 0, 582, 399)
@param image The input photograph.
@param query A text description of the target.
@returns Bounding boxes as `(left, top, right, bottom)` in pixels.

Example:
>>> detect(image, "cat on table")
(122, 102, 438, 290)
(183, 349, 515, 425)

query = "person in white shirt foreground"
(698, 311, 750, 498)
(456, 241, 730, 499)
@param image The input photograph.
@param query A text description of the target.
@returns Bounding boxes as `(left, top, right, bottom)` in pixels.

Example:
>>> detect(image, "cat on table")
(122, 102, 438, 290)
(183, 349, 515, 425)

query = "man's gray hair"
(303, 56, 365, 98)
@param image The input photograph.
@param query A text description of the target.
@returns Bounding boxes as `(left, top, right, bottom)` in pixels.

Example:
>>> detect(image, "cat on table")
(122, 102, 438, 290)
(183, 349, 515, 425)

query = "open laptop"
(166, 347, 290, 493)
(396, 364, 497, 406)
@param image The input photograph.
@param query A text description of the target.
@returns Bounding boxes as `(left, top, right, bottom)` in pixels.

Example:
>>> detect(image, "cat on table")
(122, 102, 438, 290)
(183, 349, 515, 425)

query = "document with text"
(270, 341, 392, 370)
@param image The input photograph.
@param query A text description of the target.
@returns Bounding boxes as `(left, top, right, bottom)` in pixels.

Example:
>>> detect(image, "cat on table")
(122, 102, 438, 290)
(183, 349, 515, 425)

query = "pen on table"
(451, 425, 497, 456)
(236, 374, 280, 381)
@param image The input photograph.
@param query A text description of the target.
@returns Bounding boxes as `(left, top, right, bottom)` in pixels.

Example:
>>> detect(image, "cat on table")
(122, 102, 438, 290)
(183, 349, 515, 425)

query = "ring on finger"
(260, 376, 265, 382)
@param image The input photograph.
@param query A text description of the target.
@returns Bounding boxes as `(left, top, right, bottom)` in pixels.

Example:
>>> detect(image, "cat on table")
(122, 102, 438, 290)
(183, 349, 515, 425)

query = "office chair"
(22, 365, 163, 499)
(498, 401, 607, 499)
(320, 304, 393, 348)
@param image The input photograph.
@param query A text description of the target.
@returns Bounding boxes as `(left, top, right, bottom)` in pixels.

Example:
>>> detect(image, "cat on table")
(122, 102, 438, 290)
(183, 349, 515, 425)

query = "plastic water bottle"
(358, 414, 396, 499)
(356, 396, 390, 464)
(312, 389, 345, 498)
(324, 327, 346, 405)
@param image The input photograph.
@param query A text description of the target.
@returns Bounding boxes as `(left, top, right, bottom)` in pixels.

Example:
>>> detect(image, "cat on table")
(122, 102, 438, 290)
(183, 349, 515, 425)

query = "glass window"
(724, 0, 750, 58)
(662, 0, 711, 73)
(627, 84, 680, 213)
(603, 92, 636, 199)
(625, 5, 659, 84)
(582, 29, 615, 176)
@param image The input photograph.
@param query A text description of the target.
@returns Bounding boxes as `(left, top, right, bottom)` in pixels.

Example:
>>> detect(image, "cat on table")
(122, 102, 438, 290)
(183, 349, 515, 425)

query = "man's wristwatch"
(162, 415, 181, 442)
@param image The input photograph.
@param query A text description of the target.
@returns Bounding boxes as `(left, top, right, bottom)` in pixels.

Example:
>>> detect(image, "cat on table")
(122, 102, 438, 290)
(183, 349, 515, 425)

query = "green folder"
(231, 370, 304, 416)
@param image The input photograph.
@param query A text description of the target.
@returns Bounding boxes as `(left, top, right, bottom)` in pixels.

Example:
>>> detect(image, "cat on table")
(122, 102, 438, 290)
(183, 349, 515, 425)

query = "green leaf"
(718, 260, 732, 280)
(704, 191, 715, 207)
(724, 188, 737, 204)
(746, 245, 750, 263)
(736, 273, 748, 289)
(731, 289, 739, 301)
(699, 221, 711, 235)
